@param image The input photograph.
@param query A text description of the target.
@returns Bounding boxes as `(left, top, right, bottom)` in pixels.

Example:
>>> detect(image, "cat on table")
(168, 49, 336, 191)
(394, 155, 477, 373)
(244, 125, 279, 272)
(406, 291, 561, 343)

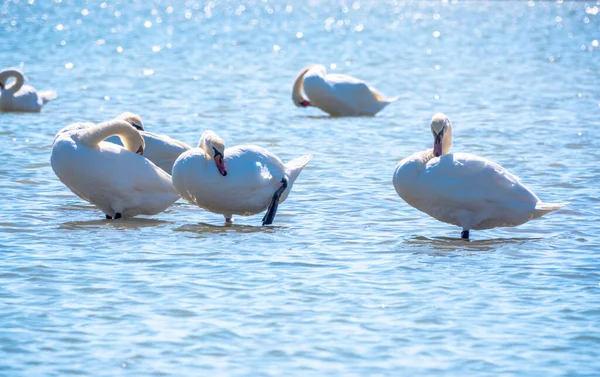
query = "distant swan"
(105, 112, 191, 174)
(172, 130, 312, 225)
(292, 64, 397, 116)
(51, 119, 179, 219)
(392, 113, 567, 240)
(0, 68, 56, 112)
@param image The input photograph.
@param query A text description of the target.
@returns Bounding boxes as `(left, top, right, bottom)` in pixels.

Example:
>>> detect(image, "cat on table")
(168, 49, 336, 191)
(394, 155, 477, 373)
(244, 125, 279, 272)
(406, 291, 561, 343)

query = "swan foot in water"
(114, 213, 122, 219)
(225, 216, 234, 224)
(105, 214, 111, 220)
(461, 230, 470, 240)
(262, 177, 288, 226)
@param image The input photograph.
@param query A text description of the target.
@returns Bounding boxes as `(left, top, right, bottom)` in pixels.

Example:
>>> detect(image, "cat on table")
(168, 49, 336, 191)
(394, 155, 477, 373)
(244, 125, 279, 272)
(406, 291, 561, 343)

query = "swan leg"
(225, 215, 234, 223)
(105, 214, 112, 220)
(262, 177, 288, 226)
(461, 230, 470, 240)
(114, 212, 122, 219)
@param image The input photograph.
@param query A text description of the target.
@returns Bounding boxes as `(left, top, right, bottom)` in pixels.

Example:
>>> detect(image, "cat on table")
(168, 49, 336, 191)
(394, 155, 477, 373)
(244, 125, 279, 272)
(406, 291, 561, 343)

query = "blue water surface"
(1, 1, 599, 376)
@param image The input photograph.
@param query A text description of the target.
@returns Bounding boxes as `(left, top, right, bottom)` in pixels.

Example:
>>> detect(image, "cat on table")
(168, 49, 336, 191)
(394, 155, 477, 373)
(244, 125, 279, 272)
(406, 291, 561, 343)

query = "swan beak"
(215, 155, 227, 176)
(433, 134, 443, 157)
(299, 100, 311, 107)
(136, 145, 144, 155)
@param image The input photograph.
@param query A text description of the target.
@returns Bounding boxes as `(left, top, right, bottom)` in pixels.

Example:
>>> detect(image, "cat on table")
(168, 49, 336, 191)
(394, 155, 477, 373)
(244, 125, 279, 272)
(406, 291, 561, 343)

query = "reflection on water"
(398, 235, 542, 253)
(1, 1, 599, 376)
(173, 222, 281, 235)
(60, 217, 173, 230)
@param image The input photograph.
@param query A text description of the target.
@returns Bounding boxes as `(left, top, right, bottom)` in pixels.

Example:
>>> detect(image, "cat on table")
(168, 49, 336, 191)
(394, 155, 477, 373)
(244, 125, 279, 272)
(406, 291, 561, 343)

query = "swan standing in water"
(172, 130, 312, 225)
(292, 64, 397, 116)
(393, 113, 567, 240)
(105, 112, 192, 174)
(51, 119, 179, 219)
(0, 68, 56, 112)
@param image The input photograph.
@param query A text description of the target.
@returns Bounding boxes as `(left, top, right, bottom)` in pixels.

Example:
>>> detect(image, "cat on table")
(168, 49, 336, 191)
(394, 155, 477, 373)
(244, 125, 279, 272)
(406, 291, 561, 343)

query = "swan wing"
(106, 131, 190, 173)
(421, 153, 539, 206)
(303, 71, 390, 115)
(1, 85, 46, 112)
(404, 153, 541, 229)
(173, 145, 287, 216)
(51, 136, 178, 217)
(139, 131, 191, 173)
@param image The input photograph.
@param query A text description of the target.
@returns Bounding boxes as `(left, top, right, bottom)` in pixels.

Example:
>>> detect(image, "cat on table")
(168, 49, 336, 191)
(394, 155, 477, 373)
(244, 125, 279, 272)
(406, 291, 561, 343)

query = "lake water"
(1, 0, 600, 375)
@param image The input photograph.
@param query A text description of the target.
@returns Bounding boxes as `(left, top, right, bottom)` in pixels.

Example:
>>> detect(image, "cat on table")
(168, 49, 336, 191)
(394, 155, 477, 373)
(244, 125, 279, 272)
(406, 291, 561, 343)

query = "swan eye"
(213, 147, 223, 158)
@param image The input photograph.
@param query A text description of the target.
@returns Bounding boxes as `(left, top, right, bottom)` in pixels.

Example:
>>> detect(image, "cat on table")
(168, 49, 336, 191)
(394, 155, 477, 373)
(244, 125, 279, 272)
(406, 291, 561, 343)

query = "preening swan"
(51, 119, 179, 219)
(172, 130, 312, 225)
(0, 68, 56, 112)
(292, 64, 397, 116)
(392, 113, 567, 240)
(105, 112, 192, 174)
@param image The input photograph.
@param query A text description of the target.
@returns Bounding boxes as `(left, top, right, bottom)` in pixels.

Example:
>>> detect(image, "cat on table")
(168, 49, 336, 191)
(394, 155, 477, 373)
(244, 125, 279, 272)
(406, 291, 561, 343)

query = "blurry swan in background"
(51, 119, 179, 219)
(172, 130, 312, 225)
(392, 113, 567, 240)
(105, 112, 191, 174)
(292, 64, 397, 116)
(0, 68, 56, 112)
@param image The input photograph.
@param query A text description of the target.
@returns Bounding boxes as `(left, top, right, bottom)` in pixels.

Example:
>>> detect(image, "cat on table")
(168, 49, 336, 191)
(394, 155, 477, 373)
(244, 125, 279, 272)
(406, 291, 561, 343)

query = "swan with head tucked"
(104, 112, 192, 174)
(392, 113, 567, 240)
(292, 64, 397, 117)
(51, 119, 179, 219)
(172, 130, 312, 225)
(0, 68, 56, 112)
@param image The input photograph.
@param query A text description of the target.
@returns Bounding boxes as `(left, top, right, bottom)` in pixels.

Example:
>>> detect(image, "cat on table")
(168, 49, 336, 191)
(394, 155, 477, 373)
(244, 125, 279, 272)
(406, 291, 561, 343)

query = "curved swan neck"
(77, 119, 144, 153)
(442, 123, 453, 155)
(198, 130, 225, 159)
(292, 65, 314, 107)
(431, 113, 454, 156)
(0, 69, 25, 93)
(198, 131, 214, 159)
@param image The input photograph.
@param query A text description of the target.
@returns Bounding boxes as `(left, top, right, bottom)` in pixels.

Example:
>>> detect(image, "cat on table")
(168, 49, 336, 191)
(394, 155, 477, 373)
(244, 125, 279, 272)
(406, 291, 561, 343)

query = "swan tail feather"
(285, 153, 312, 183)
(40, 90, 57, 104)
(533, 201, 568, 217)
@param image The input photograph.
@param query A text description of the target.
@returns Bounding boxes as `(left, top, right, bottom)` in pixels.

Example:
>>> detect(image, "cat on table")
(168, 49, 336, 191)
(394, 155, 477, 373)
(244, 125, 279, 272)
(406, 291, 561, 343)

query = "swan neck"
(0, 69, 24, 93)
(442, 126, 453, 155)
(77, 119, 143, 153)
(292, 65, 312, 106)
(198, 133, 213, 160)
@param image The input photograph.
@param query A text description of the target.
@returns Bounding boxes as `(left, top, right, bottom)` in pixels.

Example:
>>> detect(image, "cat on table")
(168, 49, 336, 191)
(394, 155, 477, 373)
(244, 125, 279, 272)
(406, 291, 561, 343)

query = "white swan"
(393, 113, 567, 239)
(292, 64, 397, 116)
(0, 68, 56, 112)
(51, 119, 179, 219)
(104, 112, 191, 174)
(172, 130, 312, 225)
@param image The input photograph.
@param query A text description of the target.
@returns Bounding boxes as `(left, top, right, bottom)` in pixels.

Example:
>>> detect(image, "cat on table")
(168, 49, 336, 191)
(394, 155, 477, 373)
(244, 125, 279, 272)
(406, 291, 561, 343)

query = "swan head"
(116, 112, 144, 131)
(431, 113, 453, 157)
(119, 121, 145, 155)
(199, 130, 227, 176)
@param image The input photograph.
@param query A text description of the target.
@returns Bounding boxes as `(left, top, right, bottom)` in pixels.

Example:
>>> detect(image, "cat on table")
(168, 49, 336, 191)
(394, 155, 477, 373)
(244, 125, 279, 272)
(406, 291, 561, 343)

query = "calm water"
(1, 0, 600, 375)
